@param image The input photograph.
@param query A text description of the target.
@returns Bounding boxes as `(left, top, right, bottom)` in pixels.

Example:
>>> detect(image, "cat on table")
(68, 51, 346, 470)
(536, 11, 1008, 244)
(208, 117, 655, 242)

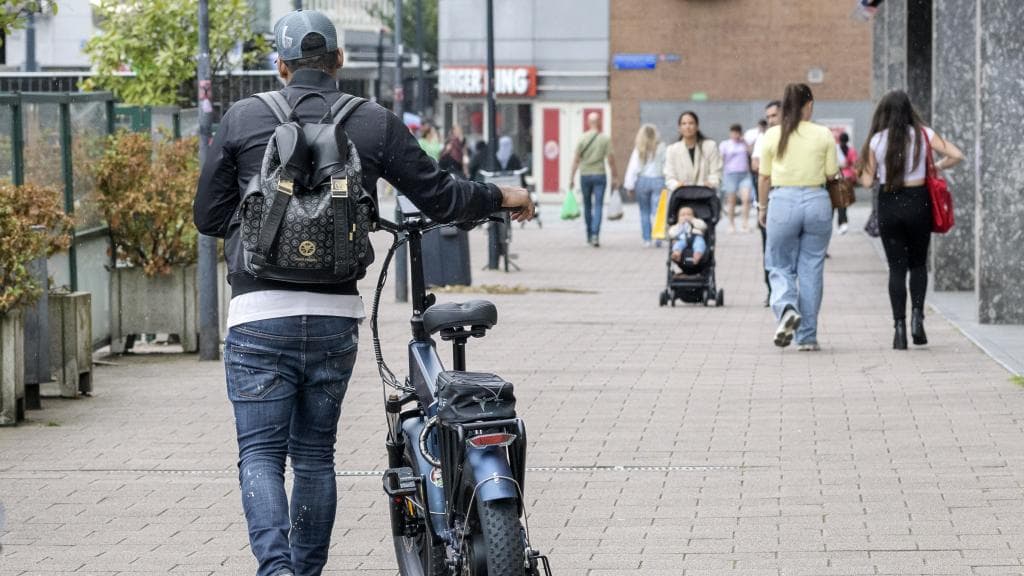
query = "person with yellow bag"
(651, 187, 670, 245)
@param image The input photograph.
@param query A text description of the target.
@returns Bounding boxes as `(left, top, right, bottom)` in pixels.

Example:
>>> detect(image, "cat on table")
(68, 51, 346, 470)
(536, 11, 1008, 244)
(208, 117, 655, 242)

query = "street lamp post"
(197, 0, 219, 360)
(393, 0, 409, 303)
(485, 0, 500, 270)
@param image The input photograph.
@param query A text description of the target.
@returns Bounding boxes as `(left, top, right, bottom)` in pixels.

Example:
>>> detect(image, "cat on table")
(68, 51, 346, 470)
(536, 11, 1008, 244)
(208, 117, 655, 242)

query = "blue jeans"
(635, 176, 664, 242)
(580, 174, 606, 240)
(225, 315, 359, 576)
(765, 187, 832, 344)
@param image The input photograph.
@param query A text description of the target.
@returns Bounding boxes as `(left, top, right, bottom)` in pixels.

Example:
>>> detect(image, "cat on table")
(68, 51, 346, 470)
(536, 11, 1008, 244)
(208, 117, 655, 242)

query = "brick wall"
(610, 0, 873, 175)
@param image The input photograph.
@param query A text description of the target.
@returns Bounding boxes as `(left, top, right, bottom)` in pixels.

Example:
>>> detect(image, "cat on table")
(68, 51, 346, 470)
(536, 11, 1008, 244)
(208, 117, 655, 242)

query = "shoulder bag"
(923, 128, 954, 233)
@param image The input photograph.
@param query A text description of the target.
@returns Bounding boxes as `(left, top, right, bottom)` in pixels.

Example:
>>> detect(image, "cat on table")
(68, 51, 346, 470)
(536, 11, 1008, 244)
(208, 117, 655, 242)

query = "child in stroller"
(669, 206, 708, 275)
(658, 186, 724, 307)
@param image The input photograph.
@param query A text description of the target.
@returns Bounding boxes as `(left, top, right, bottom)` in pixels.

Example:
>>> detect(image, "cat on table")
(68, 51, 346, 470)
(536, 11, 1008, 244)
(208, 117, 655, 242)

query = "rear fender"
(466, 446, 519, 502)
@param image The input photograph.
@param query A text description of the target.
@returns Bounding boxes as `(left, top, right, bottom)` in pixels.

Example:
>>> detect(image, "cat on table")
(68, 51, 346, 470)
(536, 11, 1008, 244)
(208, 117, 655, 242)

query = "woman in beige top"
(663, 111, 723, 192)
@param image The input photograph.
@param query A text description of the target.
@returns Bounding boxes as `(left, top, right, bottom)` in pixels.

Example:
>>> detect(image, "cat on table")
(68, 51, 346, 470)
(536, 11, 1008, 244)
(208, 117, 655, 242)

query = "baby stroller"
(658, 185, 725, 307)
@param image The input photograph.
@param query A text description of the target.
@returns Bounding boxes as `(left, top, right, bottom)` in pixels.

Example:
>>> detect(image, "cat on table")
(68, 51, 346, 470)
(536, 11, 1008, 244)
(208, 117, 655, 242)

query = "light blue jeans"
(635, 176, 664, 242)
(765, 186, 832, 344)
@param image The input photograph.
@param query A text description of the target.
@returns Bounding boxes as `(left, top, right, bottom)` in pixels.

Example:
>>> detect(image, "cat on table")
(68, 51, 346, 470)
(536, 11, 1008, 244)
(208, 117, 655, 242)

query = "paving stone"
(2, 204, 1024, 574)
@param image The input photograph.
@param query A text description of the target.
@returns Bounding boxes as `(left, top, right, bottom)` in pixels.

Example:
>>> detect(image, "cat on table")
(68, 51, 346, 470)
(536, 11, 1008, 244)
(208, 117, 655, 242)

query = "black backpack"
(239, 91, 375, 285)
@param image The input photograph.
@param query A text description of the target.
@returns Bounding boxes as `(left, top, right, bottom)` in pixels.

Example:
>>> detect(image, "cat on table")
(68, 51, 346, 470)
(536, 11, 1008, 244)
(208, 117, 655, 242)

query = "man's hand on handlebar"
(499, 186, 535, 223)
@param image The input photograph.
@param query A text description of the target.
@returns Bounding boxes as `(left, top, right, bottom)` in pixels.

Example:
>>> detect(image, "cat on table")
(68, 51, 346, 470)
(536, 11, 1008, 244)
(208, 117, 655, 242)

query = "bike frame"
(382, 215, 521, 542)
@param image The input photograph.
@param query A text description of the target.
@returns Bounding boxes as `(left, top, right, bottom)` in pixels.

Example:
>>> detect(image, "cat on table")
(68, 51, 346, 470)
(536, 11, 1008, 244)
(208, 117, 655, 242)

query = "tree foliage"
(95, 132, 200, 276)
(83, 0, 267, 106)
(371, 0, 438, 67)
(0, 182, 73, 314)
(0, 1, 57, 43)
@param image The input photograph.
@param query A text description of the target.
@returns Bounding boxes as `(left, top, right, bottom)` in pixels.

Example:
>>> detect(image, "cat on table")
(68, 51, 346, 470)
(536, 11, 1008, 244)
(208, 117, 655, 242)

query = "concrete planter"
(49, 292, 93, 398)
(110, 265, 198, 353)
(1, 310, 26, 426)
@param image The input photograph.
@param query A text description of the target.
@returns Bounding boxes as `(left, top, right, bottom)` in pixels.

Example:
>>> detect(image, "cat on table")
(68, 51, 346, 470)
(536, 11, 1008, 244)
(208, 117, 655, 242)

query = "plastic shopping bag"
(560, 188, 581, 220)
(606, 187, 624, 220)
(651, 188, 669, 240)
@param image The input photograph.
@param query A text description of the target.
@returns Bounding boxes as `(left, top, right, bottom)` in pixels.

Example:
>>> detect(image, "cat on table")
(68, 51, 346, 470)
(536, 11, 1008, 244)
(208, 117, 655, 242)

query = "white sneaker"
(773, 307, 801, 348)
(838, 223, 849, 235)
(642, 240, 652, 248)
(797, 342, 821, 352)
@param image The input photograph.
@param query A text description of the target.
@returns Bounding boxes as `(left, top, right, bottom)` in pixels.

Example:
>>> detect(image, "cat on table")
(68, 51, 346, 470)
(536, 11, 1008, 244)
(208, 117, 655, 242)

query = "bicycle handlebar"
(376, 210, 509, 235)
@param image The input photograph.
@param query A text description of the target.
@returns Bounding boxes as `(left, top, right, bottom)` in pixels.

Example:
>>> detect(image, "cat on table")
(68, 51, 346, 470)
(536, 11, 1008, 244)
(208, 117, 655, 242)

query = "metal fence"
(0, 92, 116, 348)
(0, 93, 199, 350)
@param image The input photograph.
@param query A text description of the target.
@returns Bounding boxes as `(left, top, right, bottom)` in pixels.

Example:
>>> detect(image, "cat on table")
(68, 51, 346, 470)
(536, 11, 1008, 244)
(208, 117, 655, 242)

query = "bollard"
(22, 246, 50, 410)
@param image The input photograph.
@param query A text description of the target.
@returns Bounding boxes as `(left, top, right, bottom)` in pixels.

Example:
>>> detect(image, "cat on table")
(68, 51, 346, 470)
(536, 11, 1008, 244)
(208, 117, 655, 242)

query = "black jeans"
(878, 185, 932, 320)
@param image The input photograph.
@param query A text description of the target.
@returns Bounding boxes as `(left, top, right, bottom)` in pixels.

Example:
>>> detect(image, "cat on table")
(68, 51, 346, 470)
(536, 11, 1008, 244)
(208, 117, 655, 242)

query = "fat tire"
(474, 499, 525, 576)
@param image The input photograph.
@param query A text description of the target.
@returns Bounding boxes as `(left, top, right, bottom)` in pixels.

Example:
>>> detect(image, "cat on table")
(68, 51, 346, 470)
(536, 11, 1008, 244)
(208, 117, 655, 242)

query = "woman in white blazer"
(663, 111, 723, 192)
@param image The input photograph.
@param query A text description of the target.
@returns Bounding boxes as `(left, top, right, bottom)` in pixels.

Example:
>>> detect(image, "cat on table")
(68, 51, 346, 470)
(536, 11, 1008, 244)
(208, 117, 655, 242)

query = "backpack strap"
(324, 94, 367, 124)
(249, 177, 294, 267)
(253, 91, 293, 124)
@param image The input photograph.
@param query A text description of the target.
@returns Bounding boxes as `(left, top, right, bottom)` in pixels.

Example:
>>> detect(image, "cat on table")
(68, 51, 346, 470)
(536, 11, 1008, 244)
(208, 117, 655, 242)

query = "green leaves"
(0, 1, 57, 44)
(83, 0, 267, 106)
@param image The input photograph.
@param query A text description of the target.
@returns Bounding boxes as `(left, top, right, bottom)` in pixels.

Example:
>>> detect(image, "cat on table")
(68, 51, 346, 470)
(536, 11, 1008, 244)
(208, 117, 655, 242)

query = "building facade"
(2, 0, 95, 70)
(438, 0, 609, 193)
(609, 0, 874, 174)
(438, 0, 874, 195)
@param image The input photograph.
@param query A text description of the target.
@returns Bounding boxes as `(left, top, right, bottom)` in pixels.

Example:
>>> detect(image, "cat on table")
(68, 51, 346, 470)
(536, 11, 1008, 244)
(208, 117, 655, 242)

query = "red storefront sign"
(439, 66, 538, 97)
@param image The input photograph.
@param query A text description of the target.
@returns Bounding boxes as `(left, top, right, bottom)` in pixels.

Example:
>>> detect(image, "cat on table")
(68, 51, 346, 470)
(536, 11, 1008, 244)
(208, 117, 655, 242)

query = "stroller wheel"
(716, 288, 725, 307)
(670, 295, 676, 307)
(659, 291, 668, 307)
(701, 288, 709, 306)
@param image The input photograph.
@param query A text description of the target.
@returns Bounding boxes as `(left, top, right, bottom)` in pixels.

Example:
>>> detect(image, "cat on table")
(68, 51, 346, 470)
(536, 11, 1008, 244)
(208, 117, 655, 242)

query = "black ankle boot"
(911, 308, 927, 345)
(893, 319, 908, 350)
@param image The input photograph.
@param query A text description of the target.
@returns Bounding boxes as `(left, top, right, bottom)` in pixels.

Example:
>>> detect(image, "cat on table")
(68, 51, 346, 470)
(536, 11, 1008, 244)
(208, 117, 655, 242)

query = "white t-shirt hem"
(227, 291, 366, 329)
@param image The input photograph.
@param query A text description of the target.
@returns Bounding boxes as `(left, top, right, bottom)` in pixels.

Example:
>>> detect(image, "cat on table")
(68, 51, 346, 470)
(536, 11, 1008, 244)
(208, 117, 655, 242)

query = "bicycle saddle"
(422, 300, 498, 336)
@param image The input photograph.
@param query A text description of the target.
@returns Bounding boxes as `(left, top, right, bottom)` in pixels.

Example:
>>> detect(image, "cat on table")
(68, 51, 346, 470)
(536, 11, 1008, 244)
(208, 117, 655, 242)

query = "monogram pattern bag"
(240, 91, 376, 284)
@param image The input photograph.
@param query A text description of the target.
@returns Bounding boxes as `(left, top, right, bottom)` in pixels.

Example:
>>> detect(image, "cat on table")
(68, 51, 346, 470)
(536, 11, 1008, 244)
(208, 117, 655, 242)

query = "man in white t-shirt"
(193, 10, 534, 575)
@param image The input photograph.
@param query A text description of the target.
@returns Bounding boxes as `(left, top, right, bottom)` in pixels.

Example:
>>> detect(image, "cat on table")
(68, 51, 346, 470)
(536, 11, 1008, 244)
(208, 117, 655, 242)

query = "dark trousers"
(878, 185, 932, 320)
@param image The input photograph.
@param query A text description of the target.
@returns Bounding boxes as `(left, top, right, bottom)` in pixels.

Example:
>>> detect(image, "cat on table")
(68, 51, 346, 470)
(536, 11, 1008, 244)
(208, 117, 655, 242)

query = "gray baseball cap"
(274, 10, 338, 62)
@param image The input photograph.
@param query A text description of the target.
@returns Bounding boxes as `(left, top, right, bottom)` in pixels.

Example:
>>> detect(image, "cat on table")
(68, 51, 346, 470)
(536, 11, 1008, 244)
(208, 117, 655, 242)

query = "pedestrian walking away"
(858, 89, 964, 350)
(417, 121, 443, 160)
(570, 112, 618, 247)
(664, 111, 723, 201)
(751, 101, 781, 306)
(757, 84, 838, 351)
(624, 123, 667, 247)
(719, 123, 754, 232)
(834, 131, 857, 234)
(192, 10, 534, 576)
(438, 124, 469, 178)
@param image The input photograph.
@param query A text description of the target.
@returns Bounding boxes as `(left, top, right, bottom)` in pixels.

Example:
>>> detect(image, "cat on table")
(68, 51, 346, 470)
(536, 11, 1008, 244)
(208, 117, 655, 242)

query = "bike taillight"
(466, 432, 517, 449)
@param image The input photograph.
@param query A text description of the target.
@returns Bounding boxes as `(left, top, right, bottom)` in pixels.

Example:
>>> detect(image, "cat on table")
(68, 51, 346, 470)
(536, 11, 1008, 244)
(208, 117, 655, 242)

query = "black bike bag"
(436, 371, 516, 424)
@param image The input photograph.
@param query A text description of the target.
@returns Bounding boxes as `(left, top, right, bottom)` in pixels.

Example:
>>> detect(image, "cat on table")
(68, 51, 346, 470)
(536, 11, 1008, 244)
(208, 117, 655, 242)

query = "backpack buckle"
(278, 179, 294, 195)
(331, 177, 349, 198)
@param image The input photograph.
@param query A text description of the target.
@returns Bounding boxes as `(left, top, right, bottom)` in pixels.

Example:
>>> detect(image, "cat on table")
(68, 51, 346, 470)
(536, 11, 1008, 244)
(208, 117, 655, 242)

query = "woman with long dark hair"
(757, 84, 838, 351)
(663, 111, 723, 193)
(858, 90, 964, 349)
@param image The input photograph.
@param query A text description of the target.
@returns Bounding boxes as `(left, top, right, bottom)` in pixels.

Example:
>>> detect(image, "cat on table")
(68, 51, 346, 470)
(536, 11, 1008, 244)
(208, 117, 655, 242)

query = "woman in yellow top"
(663, 111, 723, 192)
(757, 83, 838, 351)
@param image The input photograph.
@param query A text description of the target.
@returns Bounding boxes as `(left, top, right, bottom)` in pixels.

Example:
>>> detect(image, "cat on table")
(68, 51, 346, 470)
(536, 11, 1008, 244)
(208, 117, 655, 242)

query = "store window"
(451, 101, 533, 171)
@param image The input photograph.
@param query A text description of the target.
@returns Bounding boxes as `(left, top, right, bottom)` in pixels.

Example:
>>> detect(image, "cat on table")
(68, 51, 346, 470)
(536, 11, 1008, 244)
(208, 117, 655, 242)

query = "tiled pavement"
(2, 200, 1023, 576)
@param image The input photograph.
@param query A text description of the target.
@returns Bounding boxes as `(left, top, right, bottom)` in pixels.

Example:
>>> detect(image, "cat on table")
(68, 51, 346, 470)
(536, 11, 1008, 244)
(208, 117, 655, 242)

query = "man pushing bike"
(192, 9, 533, 576)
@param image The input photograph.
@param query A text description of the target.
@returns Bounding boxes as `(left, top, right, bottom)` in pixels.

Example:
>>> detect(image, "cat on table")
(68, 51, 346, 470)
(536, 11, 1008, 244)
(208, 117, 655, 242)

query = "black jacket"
(194, 69, 503, 297)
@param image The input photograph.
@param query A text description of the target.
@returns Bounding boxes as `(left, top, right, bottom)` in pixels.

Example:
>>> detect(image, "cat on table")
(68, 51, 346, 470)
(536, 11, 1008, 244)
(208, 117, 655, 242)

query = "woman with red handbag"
(858, 90, 964, 350)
